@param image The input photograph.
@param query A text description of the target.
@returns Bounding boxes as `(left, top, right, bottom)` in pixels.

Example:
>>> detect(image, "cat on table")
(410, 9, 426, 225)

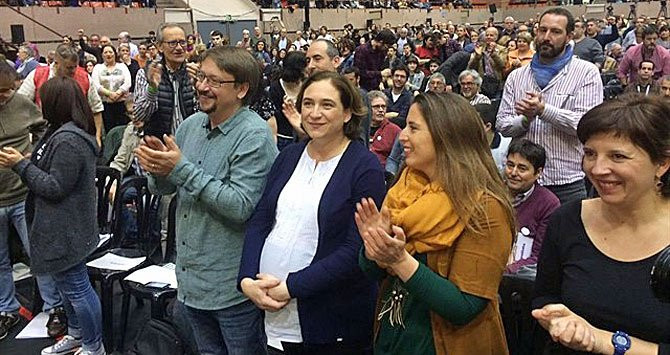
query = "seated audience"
(623, 60, 660, 96)
(459, 69, 491, 105)
(368, 90, 401, 167)
(503, 139, 560, 274)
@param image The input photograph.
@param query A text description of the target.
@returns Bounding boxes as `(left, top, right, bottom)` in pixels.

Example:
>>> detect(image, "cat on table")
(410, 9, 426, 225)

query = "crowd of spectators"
(2, 0, 154, 7)
(1, 3, 670, 355)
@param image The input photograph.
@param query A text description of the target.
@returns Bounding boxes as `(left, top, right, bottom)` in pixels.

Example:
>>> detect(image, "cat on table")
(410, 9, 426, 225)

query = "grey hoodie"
(13, 121, 99, 275)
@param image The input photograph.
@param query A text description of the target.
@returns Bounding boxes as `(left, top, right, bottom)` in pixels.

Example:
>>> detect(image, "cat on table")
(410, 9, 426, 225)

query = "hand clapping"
(532, 304, 603, 353)
(0, 147, 26, 168)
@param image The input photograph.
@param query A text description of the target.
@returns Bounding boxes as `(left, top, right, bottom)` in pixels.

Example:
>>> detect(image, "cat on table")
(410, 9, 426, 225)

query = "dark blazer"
(384, 88, 413, 128)
(13, 122, 99, 275)
(238, 140, 386, 345)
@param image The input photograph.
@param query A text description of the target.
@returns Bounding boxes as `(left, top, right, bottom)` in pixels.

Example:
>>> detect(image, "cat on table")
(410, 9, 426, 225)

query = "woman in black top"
(532, 95, 670, 354)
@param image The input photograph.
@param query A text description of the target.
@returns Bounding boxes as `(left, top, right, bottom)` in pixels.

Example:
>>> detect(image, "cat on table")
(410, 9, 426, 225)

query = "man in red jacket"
(17, 44, 103, 147)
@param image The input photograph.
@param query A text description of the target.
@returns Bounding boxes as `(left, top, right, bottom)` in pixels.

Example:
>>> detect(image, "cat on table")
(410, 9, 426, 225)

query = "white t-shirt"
(259, 147, 344, 350)
(91, 62, 131, 103)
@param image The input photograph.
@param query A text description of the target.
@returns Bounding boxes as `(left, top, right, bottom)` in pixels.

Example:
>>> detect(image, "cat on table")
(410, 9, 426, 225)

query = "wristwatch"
(612, 331, 631, 355)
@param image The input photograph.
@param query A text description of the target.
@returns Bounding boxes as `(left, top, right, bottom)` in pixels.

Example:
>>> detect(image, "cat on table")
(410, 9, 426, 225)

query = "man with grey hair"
(498, 16, 517, 46)
(134, 23, 197, 138)
(397, 27, 409, 51)
(367, 90, 401, 166)
(292, 30, 307, 50)
(16, 45, 38, 80)
(118, 31, 138, 58)
(459, 69, 490, 105)
(426, 72, 448, 93)
(18, 43, 104, 147)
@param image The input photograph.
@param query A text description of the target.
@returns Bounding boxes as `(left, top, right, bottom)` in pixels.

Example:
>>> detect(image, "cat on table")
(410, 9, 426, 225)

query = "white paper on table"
(86, 253, 146, 271)
(513, 232, 534, 262)
(97, 233, 112, 248)
(15, 312, 49, 339)
(124, 264, 178, 289)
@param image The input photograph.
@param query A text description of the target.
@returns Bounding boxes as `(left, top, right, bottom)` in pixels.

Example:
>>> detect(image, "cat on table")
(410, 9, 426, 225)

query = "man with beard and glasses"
(133, 23, 198, 138)
(497, 8, 603, 204)
(618, 25, 670, 86)
(134, 46, 277, 355)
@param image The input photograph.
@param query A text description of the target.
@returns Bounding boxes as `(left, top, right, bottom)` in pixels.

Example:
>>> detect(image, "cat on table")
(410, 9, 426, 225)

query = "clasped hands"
(241, 274, 291, 312)
(532, 303, 608, 353)
(354, 197, 410, 273)
(133, 134, 182, 177)
(515, 91, 545, 119)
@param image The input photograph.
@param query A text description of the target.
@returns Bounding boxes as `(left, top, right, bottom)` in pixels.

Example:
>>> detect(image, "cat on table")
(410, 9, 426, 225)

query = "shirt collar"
(512, 183, 536, 207)
(202, 106, 249, 137)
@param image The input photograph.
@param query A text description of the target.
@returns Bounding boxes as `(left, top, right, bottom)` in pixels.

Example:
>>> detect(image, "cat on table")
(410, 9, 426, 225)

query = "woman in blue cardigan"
(238, 71, 386, 354)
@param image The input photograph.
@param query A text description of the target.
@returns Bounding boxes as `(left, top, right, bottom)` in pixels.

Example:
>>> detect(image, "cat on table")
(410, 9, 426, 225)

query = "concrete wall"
(0, 6, 193, 52)
(189, 0, 258, 22)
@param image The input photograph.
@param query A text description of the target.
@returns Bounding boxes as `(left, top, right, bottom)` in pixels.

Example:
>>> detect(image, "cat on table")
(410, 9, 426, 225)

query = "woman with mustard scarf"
(356, 92, 516, 355)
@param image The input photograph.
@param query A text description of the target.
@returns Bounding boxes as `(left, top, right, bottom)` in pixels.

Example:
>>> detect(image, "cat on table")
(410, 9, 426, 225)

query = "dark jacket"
(238, 140, 386, 346)
(384, 88, 413, 128)
(354, 42, 386, 92)
(144, 58, 197, 138)
(13, 122, 99, 275)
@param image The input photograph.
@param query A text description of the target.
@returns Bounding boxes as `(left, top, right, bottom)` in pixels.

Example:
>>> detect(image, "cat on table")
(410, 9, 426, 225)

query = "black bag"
(126, 319, 184, 355)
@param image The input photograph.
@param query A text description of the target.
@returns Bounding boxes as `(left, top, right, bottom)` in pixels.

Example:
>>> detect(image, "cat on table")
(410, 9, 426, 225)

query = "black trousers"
(268, 341, 373, 355)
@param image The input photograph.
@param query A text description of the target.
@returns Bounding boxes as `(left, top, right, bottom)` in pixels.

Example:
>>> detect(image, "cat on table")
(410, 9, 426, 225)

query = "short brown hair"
(201, 46, 261, 106)
(577, 95, 670, 197)
(296, 71, 367, 141)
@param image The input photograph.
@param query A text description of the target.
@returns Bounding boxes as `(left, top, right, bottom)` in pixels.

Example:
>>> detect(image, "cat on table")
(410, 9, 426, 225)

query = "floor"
(0, 276, 152, 355)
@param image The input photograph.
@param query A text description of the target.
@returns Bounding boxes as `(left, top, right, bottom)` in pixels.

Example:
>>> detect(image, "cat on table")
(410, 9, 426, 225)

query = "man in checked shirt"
(497, 7, 603, 204)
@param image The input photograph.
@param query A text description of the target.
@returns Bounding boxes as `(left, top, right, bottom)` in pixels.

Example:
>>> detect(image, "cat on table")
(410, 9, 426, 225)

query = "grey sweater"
(0, 93, 46, 207)
(574, 38, 605, 66)
(13, 122, 99, 275)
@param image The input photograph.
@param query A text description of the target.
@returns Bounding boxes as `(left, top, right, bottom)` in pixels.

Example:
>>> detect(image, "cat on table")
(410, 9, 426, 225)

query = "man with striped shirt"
(497, 8, 603, 204)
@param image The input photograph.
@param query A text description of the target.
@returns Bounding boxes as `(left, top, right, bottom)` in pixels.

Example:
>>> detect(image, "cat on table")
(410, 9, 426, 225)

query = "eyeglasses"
(164, 40, 187, 49)
(195, 71, 236, 88)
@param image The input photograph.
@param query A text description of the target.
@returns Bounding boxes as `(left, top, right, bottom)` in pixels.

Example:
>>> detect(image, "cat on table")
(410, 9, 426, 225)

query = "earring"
(656, 176, 664, 189)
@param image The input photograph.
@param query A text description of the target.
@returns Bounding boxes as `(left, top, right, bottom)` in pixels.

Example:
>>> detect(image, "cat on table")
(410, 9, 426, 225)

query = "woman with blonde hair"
(505, 32, 535, 77)
(356, 92, 515, 355)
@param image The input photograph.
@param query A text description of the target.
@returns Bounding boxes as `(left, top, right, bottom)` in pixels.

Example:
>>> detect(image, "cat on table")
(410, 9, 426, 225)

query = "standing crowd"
(0, 5, 669, 355)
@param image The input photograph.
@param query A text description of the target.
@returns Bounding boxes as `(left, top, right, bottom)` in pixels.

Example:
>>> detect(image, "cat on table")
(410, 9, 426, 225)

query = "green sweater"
(0, 93, 46, 207)
(359, 251, 488, 355)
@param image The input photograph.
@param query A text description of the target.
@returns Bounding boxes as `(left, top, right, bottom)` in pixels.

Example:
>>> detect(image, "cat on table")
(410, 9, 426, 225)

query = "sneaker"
(0, 312, 20, 340)
(41, 335, 82, 355)
(46, 306, 67, 338)
(73, 345, 106, 355)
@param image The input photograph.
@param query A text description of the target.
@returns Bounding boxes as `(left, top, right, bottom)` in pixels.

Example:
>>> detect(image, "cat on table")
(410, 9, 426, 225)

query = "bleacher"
(2, 0, 154, 7)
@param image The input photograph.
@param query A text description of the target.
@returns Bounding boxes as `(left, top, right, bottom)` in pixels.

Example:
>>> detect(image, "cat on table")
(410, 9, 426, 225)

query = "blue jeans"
(183, 300, 267, 355)
(51, 262, 103, 353)
(0, 201, 62, 313)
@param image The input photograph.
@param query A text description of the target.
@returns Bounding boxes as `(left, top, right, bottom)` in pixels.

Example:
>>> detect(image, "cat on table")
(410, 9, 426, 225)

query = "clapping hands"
(532, 304, 604, 353)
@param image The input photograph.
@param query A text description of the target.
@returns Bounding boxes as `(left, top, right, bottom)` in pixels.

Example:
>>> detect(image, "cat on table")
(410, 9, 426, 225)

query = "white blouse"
(259, 146, 344, 349)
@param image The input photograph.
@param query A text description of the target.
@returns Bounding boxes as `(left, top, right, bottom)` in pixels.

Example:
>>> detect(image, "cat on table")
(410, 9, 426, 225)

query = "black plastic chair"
(118, 195, 178, 350)
(498, 272, 545, 355)
(87, 176, 161, 351)
(94, 166, 121, 252)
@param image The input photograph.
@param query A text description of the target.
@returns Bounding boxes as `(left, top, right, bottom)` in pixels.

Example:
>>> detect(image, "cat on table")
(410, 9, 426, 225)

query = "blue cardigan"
(238, 140, 386, 345)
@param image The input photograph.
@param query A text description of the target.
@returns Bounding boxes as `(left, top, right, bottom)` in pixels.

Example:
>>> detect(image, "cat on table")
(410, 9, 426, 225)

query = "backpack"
(125, 319, 184, 355)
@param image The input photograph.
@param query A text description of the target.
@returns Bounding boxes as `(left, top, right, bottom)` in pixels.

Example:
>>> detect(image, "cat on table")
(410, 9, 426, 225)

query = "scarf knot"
(530, 44, 574, 89)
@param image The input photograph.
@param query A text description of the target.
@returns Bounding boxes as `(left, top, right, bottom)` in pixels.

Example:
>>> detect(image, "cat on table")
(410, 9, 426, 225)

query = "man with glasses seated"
(133, 23, 198, 138)
(459, 69, 491, 105)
